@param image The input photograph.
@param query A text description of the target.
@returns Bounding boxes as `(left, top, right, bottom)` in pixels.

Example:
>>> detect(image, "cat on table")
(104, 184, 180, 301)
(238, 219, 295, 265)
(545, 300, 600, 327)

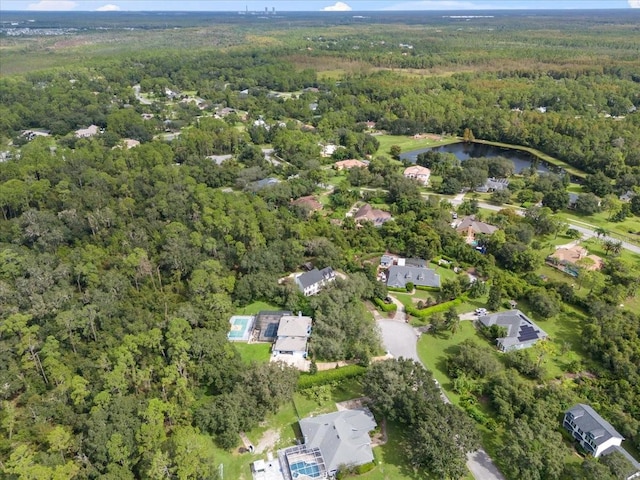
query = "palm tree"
(610, 240, 623, 257)
(594, 226, 609, 240)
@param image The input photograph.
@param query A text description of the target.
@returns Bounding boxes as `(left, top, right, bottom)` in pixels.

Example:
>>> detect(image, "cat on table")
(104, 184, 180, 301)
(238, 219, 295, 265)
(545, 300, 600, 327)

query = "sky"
(1, 0, 638, 11)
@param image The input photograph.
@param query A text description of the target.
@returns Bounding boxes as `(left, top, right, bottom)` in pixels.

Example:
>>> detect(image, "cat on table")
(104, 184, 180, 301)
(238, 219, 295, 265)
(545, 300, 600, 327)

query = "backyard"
(210, 377, 473, 480)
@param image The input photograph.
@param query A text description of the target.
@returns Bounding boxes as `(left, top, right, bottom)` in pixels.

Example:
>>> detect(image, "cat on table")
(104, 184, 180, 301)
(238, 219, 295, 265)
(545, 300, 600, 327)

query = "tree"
(528, 288, 561, 318)
(542, 190, 569, 212)
(487, 282, 502, 311)
(445, 307, 460, 335)
(389, 144, 401, 159)
(463, 127, 475, 143)
(575, 193, 602, 215)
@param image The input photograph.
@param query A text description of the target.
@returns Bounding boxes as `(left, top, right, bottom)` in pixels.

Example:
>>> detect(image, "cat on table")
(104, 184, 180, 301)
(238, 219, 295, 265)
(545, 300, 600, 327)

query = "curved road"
(448, 196, 640, 255)
(373, 296, 506, 480)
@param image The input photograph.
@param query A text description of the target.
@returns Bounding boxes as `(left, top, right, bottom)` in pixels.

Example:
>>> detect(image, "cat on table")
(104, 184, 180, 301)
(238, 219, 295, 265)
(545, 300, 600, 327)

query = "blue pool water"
(290, 461, 321, 478)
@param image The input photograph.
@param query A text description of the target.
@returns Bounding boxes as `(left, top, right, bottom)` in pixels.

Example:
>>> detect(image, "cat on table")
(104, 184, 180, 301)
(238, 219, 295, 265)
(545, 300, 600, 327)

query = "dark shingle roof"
(566, 404, 624, 447)
(386, 265, 440, 288)
(296, 267, 335, 289)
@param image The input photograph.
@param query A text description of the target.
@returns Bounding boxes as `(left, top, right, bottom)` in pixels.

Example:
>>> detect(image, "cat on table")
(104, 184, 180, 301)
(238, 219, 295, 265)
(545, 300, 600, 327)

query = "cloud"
(322, 2, 352, 11)
(28, 0, 77, 10)
(96, 3, 120, 10)
(629, 0, 640, 7)
(383, 1, 496, 10)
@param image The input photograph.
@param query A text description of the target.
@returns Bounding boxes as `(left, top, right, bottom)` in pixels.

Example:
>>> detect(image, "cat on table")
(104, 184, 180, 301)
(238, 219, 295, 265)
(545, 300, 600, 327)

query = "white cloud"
(629, 0, 640, 7)
(28, 0, 77, 10)
(96, 3, 120, 11)
(322, 2, 352, 11)
(383, 1, 496, 10)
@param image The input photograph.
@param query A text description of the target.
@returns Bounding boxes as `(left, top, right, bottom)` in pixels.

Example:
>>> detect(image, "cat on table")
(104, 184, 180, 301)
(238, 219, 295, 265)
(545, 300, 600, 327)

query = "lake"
(399, 142, 552, 175)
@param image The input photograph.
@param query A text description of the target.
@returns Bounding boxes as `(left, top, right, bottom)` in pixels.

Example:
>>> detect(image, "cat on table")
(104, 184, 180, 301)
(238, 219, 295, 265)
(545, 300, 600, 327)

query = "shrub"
(373, 297, 397, 312)
(406, 296, 466, 318)
(298, 365, 366, 389)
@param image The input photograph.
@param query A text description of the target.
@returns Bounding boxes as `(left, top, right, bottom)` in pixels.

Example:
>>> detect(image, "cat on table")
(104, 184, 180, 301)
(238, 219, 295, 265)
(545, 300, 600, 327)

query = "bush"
(415, 285, 441, 292)
(406, 296, 466, 318)
(298, 365, 366, 389)
(374, 297, 397, 312)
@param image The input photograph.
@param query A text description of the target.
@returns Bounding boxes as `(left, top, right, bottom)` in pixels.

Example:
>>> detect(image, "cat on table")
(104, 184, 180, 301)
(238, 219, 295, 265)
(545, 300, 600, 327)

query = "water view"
(400, 142, 552, 175)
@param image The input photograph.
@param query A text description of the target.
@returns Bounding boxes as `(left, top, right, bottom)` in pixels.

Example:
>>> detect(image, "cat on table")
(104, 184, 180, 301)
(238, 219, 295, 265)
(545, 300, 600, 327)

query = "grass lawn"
(376, 134, 459, 157)
(234, 343, 272, 365)
(556, 209, 640, 246)
(211, 378, 449, 480)
(417, 321, 487, 405)
(236, 301, 282, 315)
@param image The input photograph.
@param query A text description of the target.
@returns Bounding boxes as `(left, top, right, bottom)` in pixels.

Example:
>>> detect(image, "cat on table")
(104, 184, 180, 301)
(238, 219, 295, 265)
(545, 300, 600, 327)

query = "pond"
(399, 142, 554, 175)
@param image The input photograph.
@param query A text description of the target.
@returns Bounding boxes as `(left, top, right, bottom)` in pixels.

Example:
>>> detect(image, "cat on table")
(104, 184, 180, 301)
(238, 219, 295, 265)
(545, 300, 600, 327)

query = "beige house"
(546, 244, 603, 277)
(334, 159, 368, 170)
(353, 203, 392, 227)
(403, 165, 431, 185)
(454, 216, 498, 244)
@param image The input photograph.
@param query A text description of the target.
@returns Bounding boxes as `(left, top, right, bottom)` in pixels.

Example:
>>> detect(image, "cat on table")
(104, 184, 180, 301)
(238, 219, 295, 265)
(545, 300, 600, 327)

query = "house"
(386, 265, 440, 289)
(620, 190, 636, 203)
(478, 310, 548, 352)
(334, 159, 369, 170)
(380, 254, 397, 268)
(454, 216, 499, 244)
(546, 244, 603, 277)
(320, 143, 340, 157)
(75, 125, 100, 138)
(250, 177, 281, 190)
(397, 257, 427, 268)
(295, 267, 336, 296)
(403, 165, 431, 185)
(475, 177, 510, 193)
(291, 195, 323, 214)
(272, 313, 312, 358)
(568, 192, 580, 209)
(254, 310, 293, 342)
(281, 409, 377, 478)
(563, 404, 640, 479)
(353, 204, 392, 227)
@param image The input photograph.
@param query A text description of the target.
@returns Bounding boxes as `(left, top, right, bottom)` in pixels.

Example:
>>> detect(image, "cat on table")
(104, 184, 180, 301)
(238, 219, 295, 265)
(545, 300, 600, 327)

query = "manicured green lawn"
(236, 301, 282, 315)
(417, 321, 487, 405)
(376, 134, 459, 157)
(234, 343, 272, 365)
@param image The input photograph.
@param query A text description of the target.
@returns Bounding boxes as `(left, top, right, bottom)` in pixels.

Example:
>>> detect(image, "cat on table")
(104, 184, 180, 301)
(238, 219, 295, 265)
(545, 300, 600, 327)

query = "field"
(234, 343, 272, 365)
(376, 134, 459, 157)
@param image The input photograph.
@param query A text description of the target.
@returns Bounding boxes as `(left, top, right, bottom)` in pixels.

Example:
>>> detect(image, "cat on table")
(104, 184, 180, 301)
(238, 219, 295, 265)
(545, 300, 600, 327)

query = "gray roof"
(600, 445, 640, 477)
(478, 309, 548, 350)
(566, 404, 624, 447)
(386, 265, 440, 289)
(277, 315, 312, 337)
(403, 258, 427, 268)
(274, 336, 308, 353)
(476, 177, 510, 192)
(300, 409, 377, 473)
(296, 267, 335, 289)
(568, 192, 580, 205)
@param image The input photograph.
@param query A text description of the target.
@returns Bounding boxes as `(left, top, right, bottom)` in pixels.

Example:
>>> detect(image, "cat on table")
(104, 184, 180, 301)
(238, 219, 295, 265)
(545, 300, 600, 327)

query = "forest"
(1, 8, 640, 480)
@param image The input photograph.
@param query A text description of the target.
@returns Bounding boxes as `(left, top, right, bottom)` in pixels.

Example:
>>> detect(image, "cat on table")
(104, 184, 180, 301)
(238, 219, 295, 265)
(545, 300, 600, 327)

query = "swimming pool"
(289, 460, 321, 478)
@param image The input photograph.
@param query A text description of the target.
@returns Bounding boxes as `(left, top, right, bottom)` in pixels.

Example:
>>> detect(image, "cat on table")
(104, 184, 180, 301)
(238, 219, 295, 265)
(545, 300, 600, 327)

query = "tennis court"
(228, 315, 255, 342)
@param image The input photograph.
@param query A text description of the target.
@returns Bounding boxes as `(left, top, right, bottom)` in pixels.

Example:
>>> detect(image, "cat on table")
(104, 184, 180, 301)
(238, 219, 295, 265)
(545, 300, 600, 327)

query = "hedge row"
(298, 365, 367, 389)
(405, 296, 466, 318)
(415, 285, 441, 292)
(387, 286, 408, 292)
(374, 297, 397, 312)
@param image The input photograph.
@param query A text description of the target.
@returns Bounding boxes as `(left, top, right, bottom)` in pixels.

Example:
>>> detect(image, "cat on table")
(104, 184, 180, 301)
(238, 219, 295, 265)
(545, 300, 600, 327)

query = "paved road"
(448, 195, 640, 255)
(374, 296, 506, 480)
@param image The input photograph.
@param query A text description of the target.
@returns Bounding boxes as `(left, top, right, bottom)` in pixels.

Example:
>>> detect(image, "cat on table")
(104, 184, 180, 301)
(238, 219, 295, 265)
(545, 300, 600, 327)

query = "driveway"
(467, 450, 506, 480)
(373, 296, 506, 480)
(377, 319, 421, 364)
